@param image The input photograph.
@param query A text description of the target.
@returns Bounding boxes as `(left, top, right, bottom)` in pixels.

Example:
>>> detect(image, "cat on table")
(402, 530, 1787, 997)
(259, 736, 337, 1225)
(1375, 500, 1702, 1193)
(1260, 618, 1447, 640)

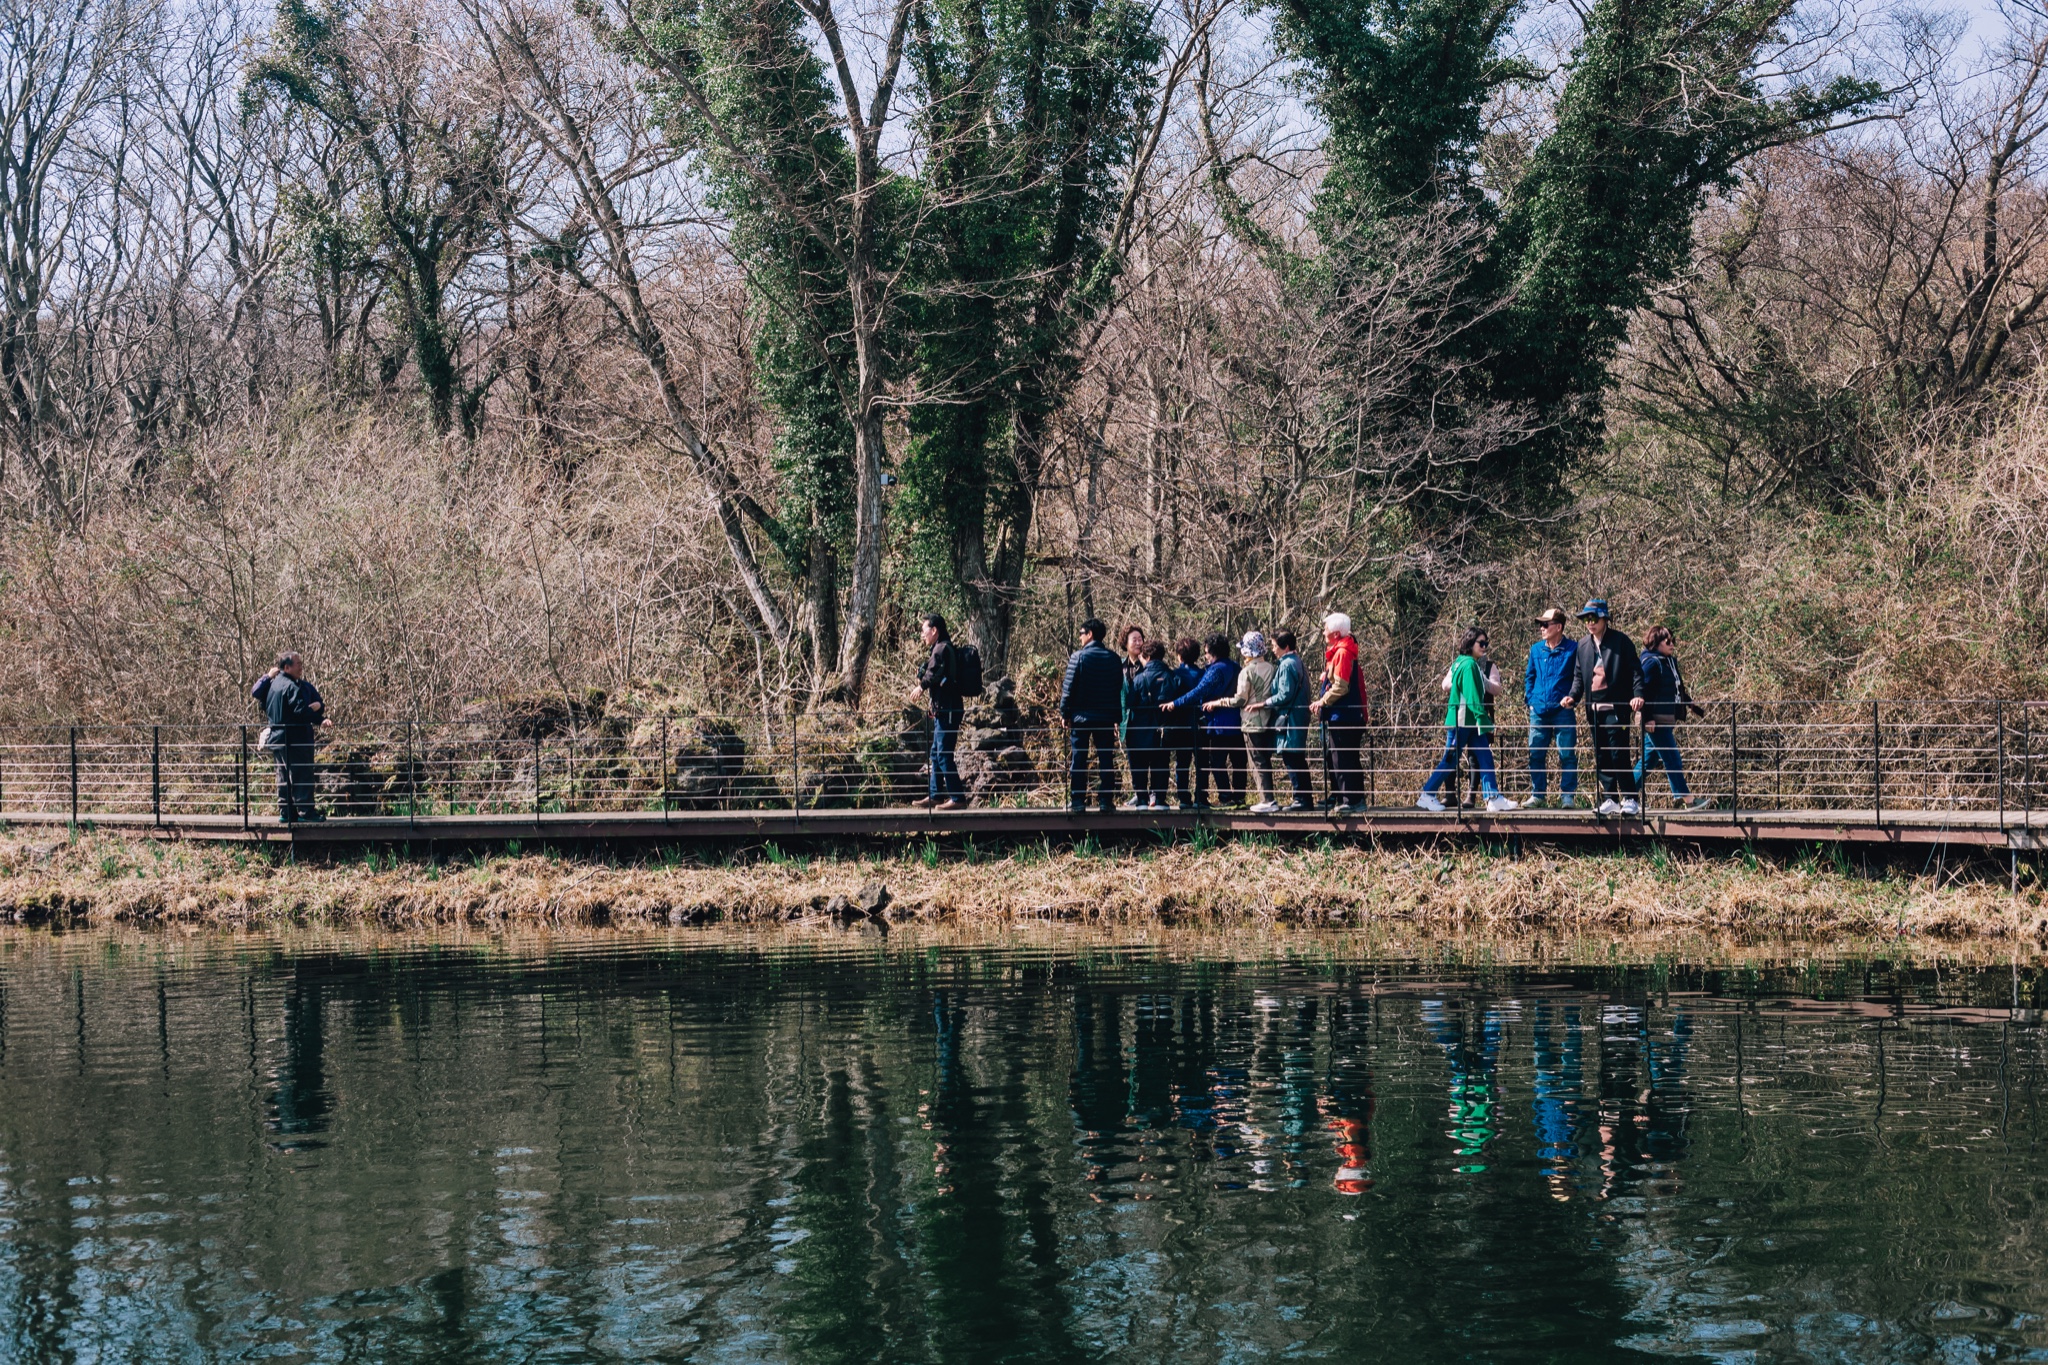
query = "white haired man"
(1307, 612, 1368, 815)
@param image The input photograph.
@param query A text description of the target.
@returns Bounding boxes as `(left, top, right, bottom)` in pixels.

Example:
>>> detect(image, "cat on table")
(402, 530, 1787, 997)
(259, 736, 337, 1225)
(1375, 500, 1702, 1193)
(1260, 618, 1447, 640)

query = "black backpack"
(953, 642, 985, 697)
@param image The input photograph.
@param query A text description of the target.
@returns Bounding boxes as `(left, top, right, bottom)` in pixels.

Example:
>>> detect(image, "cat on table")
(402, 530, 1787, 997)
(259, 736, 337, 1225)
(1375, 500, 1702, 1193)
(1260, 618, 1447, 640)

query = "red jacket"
(1320, 636, 1368, 721)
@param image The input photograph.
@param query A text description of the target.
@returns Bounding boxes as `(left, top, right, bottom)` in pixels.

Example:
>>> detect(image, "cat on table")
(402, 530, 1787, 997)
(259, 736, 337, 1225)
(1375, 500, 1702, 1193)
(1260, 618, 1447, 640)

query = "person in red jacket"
(1309, 612, 1369, 815)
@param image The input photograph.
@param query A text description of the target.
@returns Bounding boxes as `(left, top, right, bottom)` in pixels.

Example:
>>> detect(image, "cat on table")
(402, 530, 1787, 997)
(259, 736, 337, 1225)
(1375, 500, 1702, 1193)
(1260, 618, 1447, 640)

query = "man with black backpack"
(911, 613, 982, 810)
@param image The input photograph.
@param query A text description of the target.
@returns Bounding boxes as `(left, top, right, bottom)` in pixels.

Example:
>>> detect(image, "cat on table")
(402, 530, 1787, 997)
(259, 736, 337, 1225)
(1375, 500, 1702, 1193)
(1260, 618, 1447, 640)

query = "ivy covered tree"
(249, 0, 517, 436)
(892, 0, 1162, 678)
(1263, 0, 1882, 499)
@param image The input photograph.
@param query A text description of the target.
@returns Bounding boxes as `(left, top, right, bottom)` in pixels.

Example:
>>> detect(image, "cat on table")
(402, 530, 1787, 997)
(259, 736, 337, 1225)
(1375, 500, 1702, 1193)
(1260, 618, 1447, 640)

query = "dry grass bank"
(0, 829, 2039, 950)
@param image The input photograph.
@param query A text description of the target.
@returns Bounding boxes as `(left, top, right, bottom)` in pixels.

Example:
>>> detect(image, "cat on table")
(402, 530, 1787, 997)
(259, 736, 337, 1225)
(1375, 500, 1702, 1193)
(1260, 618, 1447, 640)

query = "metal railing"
(0, 700, 2039, 826)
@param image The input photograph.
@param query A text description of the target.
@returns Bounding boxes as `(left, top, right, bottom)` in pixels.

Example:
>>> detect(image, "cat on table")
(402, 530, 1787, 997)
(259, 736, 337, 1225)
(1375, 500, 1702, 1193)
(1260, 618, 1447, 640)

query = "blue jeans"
(1422, 727, 1501, 799)
(1068, 721, 1118, 807)
(1527, 707, 1577, 797)
(929, 704, 966, 801)
(1635, 724, 1690, 797)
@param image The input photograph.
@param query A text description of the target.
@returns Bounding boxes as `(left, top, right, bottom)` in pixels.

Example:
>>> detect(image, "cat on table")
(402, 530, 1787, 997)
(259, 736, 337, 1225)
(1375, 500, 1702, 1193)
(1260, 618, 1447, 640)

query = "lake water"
(0, 932, 2044, 1363)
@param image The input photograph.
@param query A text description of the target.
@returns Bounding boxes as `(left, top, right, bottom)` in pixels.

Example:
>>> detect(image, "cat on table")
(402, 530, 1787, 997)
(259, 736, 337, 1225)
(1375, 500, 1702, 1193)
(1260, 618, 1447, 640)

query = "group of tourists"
(916, 598, 1709, 817)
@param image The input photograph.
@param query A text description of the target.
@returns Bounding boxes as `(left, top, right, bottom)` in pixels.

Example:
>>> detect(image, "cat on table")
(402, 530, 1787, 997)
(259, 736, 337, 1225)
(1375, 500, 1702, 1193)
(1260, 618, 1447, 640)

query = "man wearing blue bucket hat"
(1565, 598, 1640, 816)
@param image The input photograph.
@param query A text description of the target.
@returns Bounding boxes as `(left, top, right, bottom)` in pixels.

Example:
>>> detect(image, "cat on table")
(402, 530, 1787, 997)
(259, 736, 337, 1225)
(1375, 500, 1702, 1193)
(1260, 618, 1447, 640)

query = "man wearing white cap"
(1308, 612, 1368, 815)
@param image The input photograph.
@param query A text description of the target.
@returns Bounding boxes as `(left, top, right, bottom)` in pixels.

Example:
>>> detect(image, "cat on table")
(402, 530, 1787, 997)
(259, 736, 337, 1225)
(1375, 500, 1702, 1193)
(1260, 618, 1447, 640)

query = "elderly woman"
(1221, 632, 1279, 812)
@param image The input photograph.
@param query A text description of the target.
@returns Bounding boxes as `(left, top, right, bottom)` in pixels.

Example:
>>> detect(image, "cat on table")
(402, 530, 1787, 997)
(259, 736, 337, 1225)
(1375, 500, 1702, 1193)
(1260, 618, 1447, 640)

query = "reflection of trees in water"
(0, 947, 2046, 1363)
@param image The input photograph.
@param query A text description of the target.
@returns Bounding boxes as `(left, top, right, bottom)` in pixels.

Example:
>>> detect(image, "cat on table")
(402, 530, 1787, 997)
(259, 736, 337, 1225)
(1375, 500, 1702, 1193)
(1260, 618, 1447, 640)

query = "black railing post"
(1728, 702, 1739, 824)
(69, 725, 78, 826)
(791, 719, 801, 818)
(152, 725, 161, 826)
(406, 721, 417, 828)
(660, 716, 670, 822)
(533, 729, 542, 825)
(1998, 700, 2007, 832)
(1872, 700, 1883, 823)
(239, 725, 249, 830)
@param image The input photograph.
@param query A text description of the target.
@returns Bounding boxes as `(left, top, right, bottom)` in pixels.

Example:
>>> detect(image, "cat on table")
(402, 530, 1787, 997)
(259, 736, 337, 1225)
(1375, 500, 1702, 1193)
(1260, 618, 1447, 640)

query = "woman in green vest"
(1417, 627, 1515, 813)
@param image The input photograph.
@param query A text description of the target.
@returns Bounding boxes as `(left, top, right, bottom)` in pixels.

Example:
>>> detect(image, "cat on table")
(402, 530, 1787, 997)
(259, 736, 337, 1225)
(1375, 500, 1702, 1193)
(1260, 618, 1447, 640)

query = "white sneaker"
(1519, 796, 1547, 810)
(1248, 801, 1279, 814)
(1416, 794, 1446, 812)
(1620, 798, 1640, 816)
(1485, 795, 1516, 813)
(1329, 803, 1354, 817)
(1596, 797, 1621, 815)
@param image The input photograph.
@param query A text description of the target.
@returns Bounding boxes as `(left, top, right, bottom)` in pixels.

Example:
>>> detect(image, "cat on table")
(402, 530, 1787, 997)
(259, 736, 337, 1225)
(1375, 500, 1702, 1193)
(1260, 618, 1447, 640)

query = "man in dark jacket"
(1564, 599, 1640, 815)
(252, 652, 328, 823)
(911, 613, 968, 810)
(1060, 618, 1125, 813)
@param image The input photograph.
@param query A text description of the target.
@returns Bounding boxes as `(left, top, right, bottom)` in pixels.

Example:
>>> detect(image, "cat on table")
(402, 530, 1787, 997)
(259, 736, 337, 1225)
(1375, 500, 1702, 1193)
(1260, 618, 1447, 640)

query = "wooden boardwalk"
(9, 803, 2044, 850)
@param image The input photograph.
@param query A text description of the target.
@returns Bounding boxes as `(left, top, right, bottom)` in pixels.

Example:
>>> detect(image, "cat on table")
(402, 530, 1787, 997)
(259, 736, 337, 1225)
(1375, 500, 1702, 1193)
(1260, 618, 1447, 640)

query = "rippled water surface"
(1, 932, 2045, 1363)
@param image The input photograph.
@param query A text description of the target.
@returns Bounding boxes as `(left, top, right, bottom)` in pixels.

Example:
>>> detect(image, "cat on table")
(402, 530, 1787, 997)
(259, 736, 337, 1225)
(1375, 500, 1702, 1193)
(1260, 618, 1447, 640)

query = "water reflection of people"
(1423, 998, 1503, 1173)
(1531, 1003, 1584, 1200)
(1595, 1004, 1694, 1198)
(264, 969, 332, 1146)
(1323, 997, 1375, 1194)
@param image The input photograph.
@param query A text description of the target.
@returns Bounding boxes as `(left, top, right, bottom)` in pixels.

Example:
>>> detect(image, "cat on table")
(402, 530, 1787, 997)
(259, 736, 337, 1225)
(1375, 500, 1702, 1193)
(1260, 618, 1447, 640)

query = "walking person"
(909, 613, 969, 811)
(1309, 613, 1368, 815)
(1566, 599, 1641, 816)
(1266, 630, 1316, 811)
(1165, 634, 1243, 809)
(1522, 607, 1580, 808)
(251, 652, 329, 823)
(1059, 618, 1125, 814)
(1121, 643, 1175, 809)
(1417, 628, 1516, 813)
(1224, 632, 1279, 812)
(1634, 626, 1712, 810)
(1167, 638, 1203, 809)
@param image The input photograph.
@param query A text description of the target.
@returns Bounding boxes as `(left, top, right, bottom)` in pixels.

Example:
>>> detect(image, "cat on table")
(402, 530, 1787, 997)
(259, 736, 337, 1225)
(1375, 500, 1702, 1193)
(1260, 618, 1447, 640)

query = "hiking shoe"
(1485, 795, 1516, 813)
(935, 799, 965, 811)
(1679, 795, 1715, 812)
(910, 796, 937, 809)
(1248, 801, 1279, 814)
(1329, 802, 1355, 816)
(1596, 797, 1621, 815)
(1280, 801, 1315, 813)
(1416, 794, 1446, 813)
(1119, 798, 1147, 810)
(1619, 798, 1641, 816)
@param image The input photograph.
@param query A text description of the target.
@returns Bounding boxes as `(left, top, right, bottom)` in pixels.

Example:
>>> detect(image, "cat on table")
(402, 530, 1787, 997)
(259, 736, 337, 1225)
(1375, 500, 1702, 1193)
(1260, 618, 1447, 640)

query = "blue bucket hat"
(1577, 598, 1611, 620)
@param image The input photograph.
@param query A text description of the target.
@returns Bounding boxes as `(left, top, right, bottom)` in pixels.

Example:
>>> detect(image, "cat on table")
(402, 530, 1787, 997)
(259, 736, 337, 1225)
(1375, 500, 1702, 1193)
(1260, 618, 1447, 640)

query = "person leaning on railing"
(1059, 618, 1125, 814)
(909, 612, 968, 811)
(251, 652, 330, 824)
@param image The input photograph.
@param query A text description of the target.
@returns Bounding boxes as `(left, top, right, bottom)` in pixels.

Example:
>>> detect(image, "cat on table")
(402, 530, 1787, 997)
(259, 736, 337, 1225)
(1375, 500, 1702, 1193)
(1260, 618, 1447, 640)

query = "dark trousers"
(1127, 727, 1167, 805)
(1588, 708, 1638, 796)
(929, 705, 966, 801)
(271, 742, 316, 820)
(1324, 711, 1365, 805)
(1195, 729, 1247, 806)
(1068, 723, 1118, 808)
(1280, 744, 1313, 804)
(1171, 729, 1197, 804)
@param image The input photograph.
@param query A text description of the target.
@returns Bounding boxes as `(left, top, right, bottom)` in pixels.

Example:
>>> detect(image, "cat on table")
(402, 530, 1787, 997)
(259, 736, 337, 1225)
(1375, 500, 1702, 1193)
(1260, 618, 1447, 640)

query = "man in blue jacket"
(1059, 618, 1125, 814)
(1522, 608, 1579, 808)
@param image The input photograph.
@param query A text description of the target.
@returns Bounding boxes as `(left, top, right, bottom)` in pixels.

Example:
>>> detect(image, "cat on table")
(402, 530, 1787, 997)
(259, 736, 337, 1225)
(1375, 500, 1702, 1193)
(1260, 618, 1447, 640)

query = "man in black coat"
(1059, 618, 1125, 813)
(1563, 599, 1640, 815)
(252, 652, 329, 822)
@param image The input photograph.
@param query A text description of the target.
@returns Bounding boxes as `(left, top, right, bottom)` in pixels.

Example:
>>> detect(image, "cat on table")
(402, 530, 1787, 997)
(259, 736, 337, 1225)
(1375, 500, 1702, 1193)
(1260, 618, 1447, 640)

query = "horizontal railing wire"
(0, 700, 2038, 825)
